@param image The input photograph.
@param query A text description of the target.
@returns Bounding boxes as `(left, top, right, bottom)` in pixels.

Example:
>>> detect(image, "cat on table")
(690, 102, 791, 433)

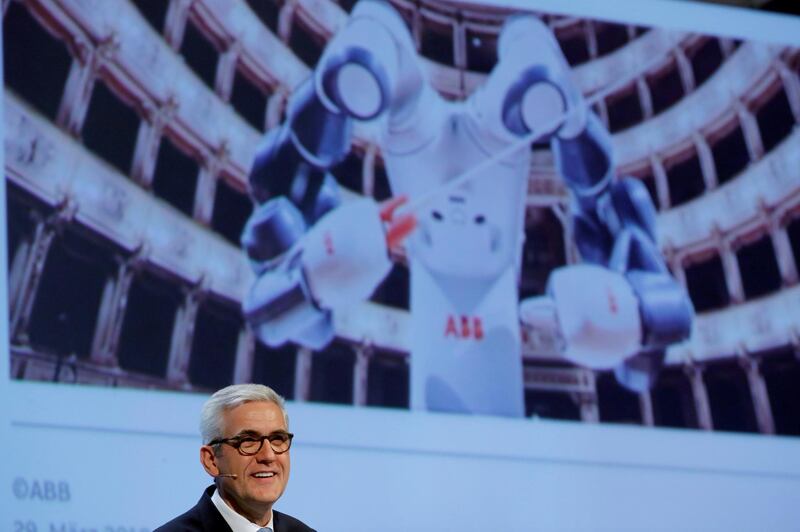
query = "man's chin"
(246, 485, 284, 505)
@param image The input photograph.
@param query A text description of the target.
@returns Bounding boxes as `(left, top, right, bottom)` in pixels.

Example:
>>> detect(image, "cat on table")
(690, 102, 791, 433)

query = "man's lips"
(252, 471, 277, 479)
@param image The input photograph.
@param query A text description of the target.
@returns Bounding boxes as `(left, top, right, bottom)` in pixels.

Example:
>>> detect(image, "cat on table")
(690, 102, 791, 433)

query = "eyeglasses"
(208, 431, 294, 456)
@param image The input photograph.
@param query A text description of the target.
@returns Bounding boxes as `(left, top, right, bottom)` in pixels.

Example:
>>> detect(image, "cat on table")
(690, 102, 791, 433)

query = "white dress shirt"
(211, 487, 274, 532)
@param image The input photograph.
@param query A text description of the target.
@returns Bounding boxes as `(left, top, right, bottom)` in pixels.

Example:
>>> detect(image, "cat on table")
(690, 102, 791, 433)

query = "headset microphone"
(215, 473, 238, 479)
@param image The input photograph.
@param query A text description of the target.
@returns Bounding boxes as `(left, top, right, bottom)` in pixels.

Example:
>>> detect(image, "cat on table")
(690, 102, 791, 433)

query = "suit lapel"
(199, 485, 234, 531)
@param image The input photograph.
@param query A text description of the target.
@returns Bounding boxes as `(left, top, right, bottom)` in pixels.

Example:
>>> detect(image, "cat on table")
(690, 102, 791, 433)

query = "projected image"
(242, 1, 697, 419)
(4, 0, 800, 434)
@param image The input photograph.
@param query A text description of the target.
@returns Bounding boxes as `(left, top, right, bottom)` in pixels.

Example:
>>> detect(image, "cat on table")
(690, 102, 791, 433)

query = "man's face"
(201, 401, 291, 524)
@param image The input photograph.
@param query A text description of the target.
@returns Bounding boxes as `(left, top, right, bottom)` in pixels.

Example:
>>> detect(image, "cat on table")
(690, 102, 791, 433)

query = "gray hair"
(200, 383, 289, 444)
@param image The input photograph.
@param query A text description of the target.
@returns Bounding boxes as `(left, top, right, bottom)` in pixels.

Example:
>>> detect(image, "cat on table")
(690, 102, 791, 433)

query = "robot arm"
(241, 73, 355, 350)
(566, 176, 694, 391)
(520, 171, 694, 391)
(241, 1, 421, 350)
(520, 175, 694, 354)
(516, 30, 693, 391)
(242, 196, 402, 349)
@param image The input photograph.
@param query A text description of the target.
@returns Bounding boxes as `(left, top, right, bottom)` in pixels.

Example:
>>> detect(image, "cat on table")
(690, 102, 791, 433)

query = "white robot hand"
(301, 197, 409, 309)
(243, 196, 416, 348)
(520, 265, 642, 369)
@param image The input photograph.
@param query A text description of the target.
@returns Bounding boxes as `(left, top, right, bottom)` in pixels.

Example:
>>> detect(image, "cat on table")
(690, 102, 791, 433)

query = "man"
(156, 383, 315, 531)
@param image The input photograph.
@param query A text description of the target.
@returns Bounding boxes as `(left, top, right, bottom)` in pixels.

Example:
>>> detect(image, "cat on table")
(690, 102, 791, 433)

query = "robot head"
(410, 172, 525, 281)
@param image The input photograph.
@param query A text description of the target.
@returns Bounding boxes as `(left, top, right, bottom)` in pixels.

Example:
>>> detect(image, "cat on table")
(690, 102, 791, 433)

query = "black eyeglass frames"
(208, 432, 294, 456)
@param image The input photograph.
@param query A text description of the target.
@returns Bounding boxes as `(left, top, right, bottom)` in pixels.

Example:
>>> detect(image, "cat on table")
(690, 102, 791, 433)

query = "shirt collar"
(211, 486, 274, 532)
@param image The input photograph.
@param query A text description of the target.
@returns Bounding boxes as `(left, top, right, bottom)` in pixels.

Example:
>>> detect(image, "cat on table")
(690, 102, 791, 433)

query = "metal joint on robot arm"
(248, 77, 352, 207)
(572, 177, 657, 268)
(590, 178, 695, 350)
(241, 197, 306, 270)
(609, 225, 694, 349)
(552, 113, 614, 205)
(319, 44, 392, 121)
(501, 65, 563, 137)
(243, 253, 335, 350)
(473, 16, 587, 146)
(315, 0, 429, 126)
(626, 270, 694, 348)
(610, 251, 693, 392)
(239, 197, 336, 350)
(289, 77, 353, 167)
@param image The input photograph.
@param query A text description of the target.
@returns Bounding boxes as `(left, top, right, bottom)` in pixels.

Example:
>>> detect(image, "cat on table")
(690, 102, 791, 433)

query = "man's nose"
(256, 441, 277, 461)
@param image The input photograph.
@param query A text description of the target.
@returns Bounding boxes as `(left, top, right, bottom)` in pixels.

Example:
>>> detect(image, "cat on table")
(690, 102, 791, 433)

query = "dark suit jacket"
(155, 485, 315, 532)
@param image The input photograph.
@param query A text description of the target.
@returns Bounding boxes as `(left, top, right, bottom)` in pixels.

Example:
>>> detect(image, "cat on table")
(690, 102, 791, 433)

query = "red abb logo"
(323, 231, 335, 256)
(606, 287, 618, 315)
(444, 315, 484, 340)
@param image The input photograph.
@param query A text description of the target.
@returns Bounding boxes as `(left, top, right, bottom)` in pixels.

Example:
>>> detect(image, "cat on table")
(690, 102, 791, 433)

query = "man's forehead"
(222, 400, 286, 431)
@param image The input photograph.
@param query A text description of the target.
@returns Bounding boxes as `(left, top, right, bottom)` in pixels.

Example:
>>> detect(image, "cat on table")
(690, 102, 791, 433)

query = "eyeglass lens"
(238, 433, 292, 455)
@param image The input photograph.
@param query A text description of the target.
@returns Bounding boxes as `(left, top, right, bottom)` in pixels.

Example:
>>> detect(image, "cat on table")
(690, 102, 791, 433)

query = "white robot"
(241, 1, 694, 417)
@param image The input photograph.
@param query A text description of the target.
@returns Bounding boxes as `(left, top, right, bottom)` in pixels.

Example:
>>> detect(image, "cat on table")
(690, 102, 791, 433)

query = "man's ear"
(200, 445, 220, 477)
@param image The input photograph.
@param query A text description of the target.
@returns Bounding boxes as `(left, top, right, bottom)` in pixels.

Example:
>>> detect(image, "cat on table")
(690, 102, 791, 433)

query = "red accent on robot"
(444, 315, 485, 341)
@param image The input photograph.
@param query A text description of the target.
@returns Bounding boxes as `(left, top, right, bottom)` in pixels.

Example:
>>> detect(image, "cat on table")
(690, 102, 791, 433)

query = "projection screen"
(3, 0, 800, 530)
